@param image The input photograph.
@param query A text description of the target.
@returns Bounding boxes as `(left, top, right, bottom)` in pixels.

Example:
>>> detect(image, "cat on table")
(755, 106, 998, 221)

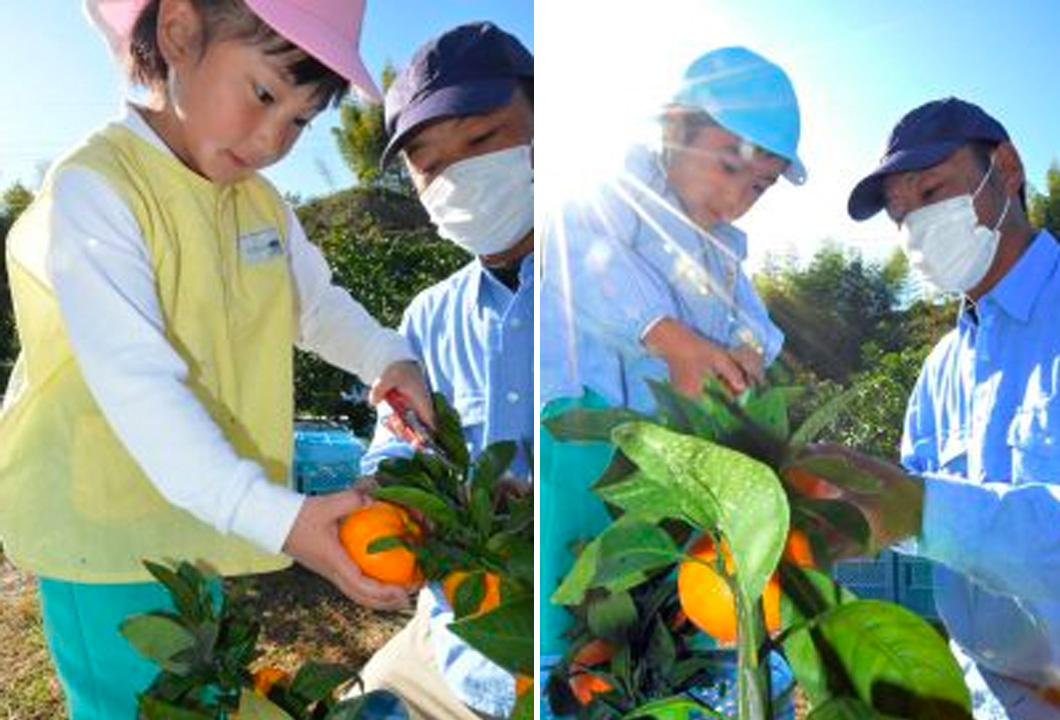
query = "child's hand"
(283, 490, 414, 611)
(643, 317, 757, 397)
(369, 360, 436, 430)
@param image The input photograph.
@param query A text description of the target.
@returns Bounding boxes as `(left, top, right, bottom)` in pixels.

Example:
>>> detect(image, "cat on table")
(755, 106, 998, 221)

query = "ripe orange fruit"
(677, 534, 781, 645)
(252, 666, 288, 696)
(783, 528, 815, 567)
(339, 502, 423, 585)
(569, 671, 613, 705)
(443, 571, 502, 617)
(515, 674, 533, 698)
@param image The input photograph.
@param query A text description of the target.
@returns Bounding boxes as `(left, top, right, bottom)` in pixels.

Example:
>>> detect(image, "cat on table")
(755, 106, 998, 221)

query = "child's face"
(161, 37, 325, 184)
(666, 124, 788, 229)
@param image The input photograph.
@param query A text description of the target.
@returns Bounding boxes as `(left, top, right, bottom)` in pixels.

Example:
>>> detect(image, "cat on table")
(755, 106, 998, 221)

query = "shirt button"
(510, 317, 523, 329)
(506, 391, 520, 404)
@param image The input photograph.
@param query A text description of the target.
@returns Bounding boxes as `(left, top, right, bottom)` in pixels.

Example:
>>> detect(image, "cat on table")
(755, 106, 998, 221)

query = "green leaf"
(238, 688, 297, 719)
(622, 695, 725, 719)
(644, 615, 677, 678)
(324, 691, 406, 720)
(451, 571, 488, 619)
(138, 696, 216, 720)
(806, 697, 888, 720)
(120, 613, 197, 672)
(289, 661, 356, 704)
(470, 441, 516, 494)
(432, 391, 470, 470)
(646, 379, 728, 439)
(613, 423, 789, 602)
(780, 565, 859, 707)
(143, 561, 202, 623)
(815, 600, 971, 719)
(587, 590, 638, 643)
(371, 486, 459, 530)
(594, 519, 681, 589)
(796, 456, 884, 495)
(449, 596, 533, 675)
(544, 407, 647, 443)
(375, 457, 435, 492)
(789, 386, 859, 447)
(739, 385, 797, 444)
(510, 687, 535, 720)
(365, 535, 403, 554)
(551, 534, 602, 606)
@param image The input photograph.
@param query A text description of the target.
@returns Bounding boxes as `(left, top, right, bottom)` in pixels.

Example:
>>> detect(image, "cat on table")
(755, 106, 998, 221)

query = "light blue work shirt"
(541, 143, 782, 410)
(361, 253, 534, 718)
(902, 230, 1060, 716)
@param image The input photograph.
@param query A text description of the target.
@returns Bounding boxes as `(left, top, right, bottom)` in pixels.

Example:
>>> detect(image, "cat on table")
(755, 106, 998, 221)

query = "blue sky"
(537, 0, 1060, 268)
(0, 1, 532, 200)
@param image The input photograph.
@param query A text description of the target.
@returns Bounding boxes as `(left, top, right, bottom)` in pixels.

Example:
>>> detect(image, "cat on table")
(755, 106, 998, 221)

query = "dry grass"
(0, 559, 407, 720)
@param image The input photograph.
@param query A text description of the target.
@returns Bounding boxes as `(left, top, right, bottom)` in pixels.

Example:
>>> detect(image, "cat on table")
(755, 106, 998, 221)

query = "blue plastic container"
(292, 420, 366, 495)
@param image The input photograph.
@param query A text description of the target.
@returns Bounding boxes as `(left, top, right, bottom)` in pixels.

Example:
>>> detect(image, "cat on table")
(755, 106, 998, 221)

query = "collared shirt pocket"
(1007, 398, 1060, 483)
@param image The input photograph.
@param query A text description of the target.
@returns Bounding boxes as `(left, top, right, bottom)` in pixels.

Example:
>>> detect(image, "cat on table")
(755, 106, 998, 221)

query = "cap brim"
(381, 78, 519, 168)
(847, 141, 962, 220)
(783, 155, 807, 185)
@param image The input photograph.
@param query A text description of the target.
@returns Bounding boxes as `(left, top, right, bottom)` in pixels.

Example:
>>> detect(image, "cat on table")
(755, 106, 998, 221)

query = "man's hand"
(370, 360, 435, 430)
(789, 444, 925, 557)
(283, 490, 414, 611)
(643, 317, 760, 397)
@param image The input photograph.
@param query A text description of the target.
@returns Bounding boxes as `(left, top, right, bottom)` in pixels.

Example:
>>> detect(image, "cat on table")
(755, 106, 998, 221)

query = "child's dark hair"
(130, 0, 349, 108)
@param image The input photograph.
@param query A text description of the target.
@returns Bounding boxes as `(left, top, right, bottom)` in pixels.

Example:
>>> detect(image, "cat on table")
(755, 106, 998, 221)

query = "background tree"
(1, 182, 34, 389)
(1029, 160, 1060, 237)
(332, 63, 413, 195)
(292, 189, 468, 433)
(757, 243, 907, 383)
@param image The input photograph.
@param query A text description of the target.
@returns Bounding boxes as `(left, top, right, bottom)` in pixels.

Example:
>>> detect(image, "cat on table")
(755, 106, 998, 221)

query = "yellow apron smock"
(0, 122, 296, 583)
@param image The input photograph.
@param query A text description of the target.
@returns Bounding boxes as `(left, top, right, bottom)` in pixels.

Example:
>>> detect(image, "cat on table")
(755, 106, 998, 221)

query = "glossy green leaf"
(613, 423, 788, 602)
(544, 407, 647, 443)
(449, 595, 533, 675)
(622, 695, 724, 719)
(371, 486, 459, 529)
(587, 590, 638, 643)
(289, 661, 355, 704)
(238, 689, 297, 719)
(815, 600, 970, 719)
(120, 613, 197, 672)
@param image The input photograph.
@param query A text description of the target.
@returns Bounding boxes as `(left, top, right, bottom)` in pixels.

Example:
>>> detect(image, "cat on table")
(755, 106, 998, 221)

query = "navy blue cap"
(381, 22, 533, 168)
(847, 97, 1009, 220)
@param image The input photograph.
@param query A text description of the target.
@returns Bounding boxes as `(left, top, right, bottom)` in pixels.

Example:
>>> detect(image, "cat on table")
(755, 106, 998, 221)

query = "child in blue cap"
(541, 45, 805, 718)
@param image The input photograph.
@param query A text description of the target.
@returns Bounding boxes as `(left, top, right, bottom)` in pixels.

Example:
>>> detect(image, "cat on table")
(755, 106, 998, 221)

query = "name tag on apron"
(239, 228, 284, 265)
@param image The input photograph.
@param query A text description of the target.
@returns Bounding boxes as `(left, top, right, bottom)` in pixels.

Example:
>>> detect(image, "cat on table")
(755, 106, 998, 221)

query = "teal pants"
(540, 393, 616, 658)
(39, 577, 212, 720)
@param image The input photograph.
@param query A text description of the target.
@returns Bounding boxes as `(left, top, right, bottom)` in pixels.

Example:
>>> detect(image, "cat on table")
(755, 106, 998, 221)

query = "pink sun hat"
(84, 0, 381, 100)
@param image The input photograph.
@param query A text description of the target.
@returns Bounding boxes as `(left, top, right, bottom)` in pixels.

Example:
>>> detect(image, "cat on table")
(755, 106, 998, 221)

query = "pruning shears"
(383, 389, 460, 472)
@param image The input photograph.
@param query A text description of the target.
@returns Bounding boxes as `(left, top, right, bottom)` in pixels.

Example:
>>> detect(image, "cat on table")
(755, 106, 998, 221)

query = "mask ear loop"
(972, 151, 1011, 232)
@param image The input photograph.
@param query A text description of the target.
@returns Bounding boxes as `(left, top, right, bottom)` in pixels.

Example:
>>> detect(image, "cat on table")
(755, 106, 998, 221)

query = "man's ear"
(156, 0, 204, 67)
(995, 141, 1025, 198)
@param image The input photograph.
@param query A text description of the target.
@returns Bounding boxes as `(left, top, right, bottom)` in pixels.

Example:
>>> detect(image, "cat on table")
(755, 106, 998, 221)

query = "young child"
(540, 46, 805, 718)
(0, 1, 432, 716)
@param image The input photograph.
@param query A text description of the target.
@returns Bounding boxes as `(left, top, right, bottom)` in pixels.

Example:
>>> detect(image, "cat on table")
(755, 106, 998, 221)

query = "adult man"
(827, 97, 1060, 719)
(356, 21, 533, 720)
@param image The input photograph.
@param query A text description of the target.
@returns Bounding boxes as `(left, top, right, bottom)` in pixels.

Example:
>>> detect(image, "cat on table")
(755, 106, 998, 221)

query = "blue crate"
(293, 420, 366, 495)
(897, 555, 939, 619)
(834, 550, 897, 603)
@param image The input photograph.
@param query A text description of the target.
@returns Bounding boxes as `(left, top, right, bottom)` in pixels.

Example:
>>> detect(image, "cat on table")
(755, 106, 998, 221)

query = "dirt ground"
(0, 557, 408, 720)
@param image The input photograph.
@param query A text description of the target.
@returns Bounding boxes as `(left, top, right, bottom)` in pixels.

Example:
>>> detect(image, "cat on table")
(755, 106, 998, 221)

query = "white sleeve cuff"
(227, 462, 305, 554)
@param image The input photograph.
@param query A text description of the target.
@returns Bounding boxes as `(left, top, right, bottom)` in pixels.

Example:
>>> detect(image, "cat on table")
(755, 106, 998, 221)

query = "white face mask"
(900, 155, 1010, 294)
(419, 145, 534, 257)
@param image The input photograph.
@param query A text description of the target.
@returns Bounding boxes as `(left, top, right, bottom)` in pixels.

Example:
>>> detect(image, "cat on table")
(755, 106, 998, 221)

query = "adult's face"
(666, 123, 788, 230)
(401, 90, 534, 195)
(882, 145, 1004, 227)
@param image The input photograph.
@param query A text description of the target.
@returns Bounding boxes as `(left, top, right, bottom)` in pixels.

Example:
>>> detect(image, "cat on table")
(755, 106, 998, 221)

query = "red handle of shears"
(383, 389, 429, 450)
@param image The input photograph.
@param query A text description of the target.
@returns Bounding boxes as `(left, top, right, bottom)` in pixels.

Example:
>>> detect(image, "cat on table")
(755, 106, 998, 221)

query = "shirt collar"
(982, 230, 1059, 323)
(473, 250, 534, 301)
